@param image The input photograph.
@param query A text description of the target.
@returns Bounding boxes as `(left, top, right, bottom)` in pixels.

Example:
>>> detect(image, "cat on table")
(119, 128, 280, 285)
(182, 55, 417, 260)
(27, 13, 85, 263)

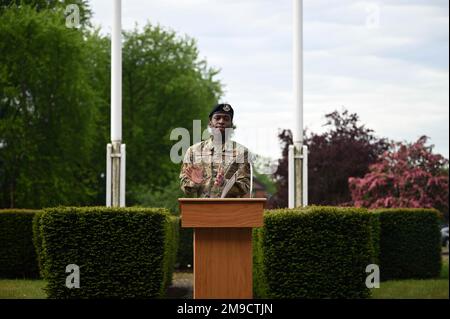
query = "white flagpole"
(289, 0, 307, 208)
(107, 0, 125, 207)
(293, 0, 303, 148)
(112, 0, 122, 143)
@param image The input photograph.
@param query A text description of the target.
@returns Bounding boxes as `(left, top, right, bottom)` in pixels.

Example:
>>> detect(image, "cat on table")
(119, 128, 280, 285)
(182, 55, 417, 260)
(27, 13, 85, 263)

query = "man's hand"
(185, 165, 204, 184)
(214, 166, 225, 187)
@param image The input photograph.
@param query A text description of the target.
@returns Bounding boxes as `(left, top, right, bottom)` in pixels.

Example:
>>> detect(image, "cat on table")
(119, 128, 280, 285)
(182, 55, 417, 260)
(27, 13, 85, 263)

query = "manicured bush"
(252, 226, 270, 298)
(370, 212, 381, 266)
(0, 209, 41, 278)
(176, 228, 193, 269)
(373, 208, 441, 281)
(164, 216, 180, 288)
(253, 206, 377, 299)
(32, 211, 46, 278)
(34, 206, 178, 298)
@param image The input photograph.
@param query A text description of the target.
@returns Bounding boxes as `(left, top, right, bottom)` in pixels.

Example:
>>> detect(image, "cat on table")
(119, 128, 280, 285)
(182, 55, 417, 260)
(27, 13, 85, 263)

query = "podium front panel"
(179, 198, 266, 299)
(194, 228, 252, 299)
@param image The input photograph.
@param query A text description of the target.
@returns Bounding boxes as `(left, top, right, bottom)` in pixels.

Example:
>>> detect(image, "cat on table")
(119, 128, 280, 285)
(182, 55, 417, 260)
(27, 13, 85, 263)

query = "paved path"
(166, 272, 193, 299)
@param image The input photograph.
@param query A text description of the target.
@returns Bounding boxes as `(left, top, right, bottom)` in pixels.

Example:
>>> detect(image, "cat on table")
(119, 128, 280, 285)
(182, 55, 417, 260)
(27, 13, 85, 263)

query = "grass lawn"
(0, 273, 194, 299)
(0, 280, 46, 299)
(371, 256, 449, 299)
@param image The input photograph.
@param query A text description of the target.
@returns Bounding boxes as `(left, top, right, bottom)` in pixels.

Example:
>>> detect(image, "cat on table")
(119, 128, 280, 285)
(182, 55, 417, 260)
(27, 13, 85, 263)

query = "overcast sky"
(88, 0, 449, 161)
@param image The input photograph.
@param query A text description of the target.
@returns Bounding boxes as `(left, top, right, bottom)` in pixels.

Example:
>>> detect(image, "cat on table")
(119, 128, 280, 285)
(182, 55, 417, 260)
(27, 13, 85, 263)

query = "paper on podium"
(220, 171, 238, 198)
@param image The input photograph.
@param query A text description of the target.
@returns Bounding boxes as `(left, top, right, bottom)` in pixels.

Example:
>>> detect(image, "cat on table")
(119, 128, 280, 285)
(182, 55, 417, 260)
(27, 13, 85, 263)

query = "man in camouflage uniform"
(179, 103, 251, 198)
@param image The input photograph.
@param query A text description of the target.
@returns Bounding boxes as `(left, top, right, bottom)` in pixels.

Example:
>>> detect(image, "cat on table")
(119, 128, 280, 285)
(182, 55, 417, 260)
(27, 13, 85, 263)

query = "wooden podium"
(179, 198, 266, 299)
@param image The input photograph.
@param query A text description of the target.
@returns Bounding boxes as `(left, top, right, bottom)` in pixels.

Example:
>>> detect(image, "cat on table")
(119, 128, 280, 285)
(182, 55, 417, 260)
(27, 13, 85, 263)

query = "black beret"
(209, 103, 234, 120)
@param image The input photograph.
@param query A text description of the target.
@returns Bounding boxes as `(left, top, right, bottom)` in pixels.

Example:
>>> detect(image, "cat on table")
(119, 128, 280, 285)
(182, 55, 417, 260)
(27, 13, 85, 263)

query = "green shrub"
(253, 227, 269, 298)
(0, 209, 41, 278)
(253, 206, 376, 299)
(32, 211, 46, 278)
(164, 216, 180, 287)
(35, 206, 178, 298)
(373, 208, 442, 281)
(177, 228, 193, 269)
(133, 183, 191, 270)
(370, 213, 381, 266)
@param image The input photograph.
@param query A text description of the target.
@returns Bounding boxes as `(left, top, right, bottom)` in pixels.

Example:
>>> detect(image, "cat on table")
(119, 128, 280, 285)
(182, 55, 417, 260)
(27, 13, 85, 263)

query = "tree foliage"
(306, 110, 389, 205)
(0, 0, 91, 24)
(349, 136, 449, 220)
(267, 129, 292, 208)
(0, 5, 222, 208)
(121, 25, 222, 203)
(0, 6, 97, 208)
(268, 110, 388, 208)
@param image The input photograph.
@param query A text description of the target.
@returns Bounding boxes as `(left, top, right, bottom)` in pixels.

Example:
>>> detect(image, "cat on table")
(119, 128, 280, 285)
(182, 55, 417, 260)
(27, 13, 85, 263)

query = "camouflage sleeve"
(179, 147, 201, 197)
(226, 150, 251, 198)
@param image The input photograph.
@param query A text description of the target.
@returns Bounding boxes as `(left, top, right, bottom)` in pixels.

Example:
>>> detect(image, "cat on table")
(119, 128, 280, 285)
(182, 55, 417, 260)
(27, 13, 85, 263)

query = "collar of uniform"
(203, 135, 234, 152)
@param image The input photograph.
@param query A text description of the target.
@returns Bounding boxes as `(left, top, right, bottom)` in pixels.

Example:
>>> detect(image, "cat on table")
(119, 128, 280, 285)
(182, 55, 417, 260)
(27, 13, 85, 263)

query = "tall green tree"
(121, 25, 222, 204)
(1, 6, 223, 208)
(0, 0, 91, 25)
(0, 5, 97, 208)
(81, 24, 223, 206)
(82, 30, 111, 205)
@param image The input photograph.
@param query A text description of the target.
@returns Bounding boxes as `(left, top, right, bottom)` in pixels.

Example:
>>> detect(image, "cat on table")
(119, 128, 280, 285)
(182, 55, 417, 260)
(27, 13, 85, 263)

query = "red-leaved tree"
(305, 110, 389, 205)
(349, 136, 449, 220)
(268, 110, 388, 208)
(267, 129, 292, 209)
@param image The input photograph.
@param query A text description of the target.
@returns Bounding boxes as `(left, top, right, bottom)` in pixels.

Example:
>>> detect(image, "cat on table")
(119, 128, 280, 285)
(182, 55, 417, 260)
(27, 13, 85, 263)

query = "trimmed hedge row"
(252, 225, 270, 298)
(164, 215, 180, 288)
(3, 205, 441, 299)
(32, 211, 45, 278)
(177, 228, 193, 269)
(33, 206, 179, 298)
(373, 208, 441, 281)
(0, 209, 41, 278)
(253, 206, 377, 299)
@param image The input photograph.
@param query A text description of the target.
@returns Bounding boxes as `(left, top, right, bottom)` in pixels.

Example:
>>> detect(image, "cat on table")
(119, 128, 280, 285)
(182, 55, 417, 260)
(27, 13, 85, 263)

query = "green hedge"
(253, 206, 376, 299)
(373, 208, 442, 281)
(34, 206, 178, 298)
(165, 216, 180, 288)
(32, 211, 46, 278)
(176, 228, 193, 269)
(370, 212, 381, 266)
(252, 226, 270, 298)
(0, 209, 41, 278)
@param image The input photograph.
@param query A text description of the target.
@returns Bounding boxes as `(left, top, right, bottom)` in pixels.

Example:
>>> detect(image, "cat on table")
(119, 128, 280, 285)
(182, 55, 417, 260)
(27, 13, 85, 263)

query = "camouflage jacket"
(179, 136, 251, 198)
